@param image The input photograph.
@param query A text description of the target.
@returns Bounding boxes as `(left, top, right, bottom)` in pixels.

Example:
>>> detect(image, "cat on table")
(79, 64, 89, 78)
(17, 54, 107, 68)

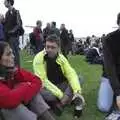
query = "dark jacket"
(0, 67, 42, 109)
(0, 24, 4, 40)
(69, 33, 74, 42)
(43, 27, 51, 40)
(4, 8, 22, 39)
(49, 27, 60, 37)
(60, 28, 69, 46)
(103, 29, 120, 96)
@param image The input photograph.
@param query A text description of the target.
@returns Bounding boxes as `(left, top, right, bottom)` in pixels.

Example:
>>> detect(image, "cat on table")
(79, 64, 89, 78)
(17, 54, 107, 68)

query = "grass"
(20, 50, 105, 120)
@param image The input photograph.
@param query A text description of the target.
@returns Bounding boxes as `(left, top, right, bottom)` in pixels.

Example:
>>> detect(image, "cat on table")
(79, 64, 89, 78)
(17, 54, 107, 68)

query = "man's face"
(45, 41, 59, 58)
(4, 0, 10, 8)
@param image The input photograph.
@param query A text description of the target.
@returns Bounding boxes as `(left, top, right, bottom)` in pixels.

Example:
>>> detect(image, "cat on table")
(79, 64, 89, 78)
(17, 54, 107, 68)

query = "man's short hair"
(7, 0, 14, 6)
(117, 13, 120, 25)
(46, 34, 60, 46)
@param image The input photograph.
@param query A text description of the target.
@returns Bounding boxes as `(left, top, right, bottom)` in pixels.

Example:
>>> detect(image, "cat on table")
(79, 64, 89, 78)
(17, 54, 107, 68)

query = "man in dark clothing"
(68, 29, 74, 54)
(4, 0, 23, 66)
(103, 12, 120, 111)
(43, 23, 51, 42)
(49, 22, 60, 37)
(60, 24, 69, 58)
(33, 20, 44, 53)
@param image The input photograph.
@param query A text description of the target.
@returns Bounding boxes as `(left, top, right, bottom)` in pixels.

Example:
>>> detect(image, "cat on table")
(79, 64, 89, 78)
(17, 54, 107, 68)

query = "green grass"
(20, 51, 105, 120)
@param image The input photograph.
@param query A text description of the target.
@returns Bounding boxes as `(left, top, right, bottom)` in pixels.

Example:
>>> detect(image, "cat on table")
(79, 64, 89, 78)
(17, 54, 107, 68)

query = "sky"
(0, 0, 120, 37)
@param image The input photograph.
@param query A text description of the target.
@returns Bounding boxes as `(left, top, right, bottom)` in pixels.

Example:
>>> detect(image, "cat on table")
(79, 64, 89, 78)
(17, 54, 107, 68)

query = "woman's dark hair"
(7, 0, 14, 6)
(0, 42, 9, 60)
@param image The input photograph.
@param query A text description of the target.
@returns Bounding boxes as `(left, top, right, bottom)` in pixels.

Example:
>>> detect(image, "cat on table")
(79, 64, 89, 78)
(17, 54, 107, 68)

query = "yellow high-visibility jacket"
(33, 50, 82, 99)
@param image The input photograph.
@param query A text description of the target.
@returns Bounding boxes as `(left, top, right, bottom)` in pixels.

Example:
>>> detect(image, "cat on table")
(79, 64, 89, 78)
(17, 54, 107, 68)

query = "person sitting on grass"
(0, 41, 56, 120)
(33, 34, 85, 116)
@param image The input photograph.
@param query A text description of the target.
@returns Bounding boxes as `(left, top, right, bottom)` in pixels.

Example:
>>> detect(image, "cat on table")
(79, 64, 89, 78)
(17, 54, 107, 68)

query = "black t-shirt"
(44, 55, 67, 85)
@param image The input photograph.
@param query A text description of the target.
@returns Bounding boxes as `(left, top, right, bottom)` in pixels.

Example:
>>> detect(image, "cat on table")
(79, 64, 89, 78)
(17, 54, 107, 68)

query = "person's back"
(49, 22, 60, 37)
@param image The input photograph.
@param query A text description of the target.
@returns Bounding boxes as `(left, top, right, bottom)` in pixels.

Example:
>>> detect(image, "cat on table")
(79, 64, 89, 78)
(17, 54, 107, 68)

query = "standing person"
(49, 21, 60, 37)
(4, 0, 24, 66)
(33, 34, 85, 116)
(60, 24, 69, 58)
(43, 23, 51, 42)
(68, 29, 74, 54)
(0, 14, 5, 41)
(33, 20, 44, 53)
(102, 13, 120, 113)
(0, 41, 56, 120)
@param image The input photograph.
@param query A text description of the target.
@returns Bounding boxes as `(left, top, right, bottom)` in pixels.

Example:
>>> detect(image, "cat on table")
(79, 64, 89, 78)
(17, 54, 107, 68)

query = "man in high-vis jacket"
(33, 34, 85, 115)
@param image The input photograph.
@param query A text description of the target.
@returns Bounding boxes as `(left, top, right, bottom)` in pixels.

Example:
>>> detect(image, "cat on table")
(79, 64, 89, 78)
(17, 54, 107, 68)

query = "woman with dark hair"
(0, 41, 55, 120)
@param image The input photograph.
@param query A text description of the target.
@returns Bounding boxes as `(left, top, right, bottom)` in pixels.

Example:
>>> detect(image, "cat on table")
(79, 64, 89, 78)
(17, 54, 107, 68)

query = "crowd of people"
(29, 21, 75, 59)
(0, 0, 85, 120)
(1, 0, 120, 119)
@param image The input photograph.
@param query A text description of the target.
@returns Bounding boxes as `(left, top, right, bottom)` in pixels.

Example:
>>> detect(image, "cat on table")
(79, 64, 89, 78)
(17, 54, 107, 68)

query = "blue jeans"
(97, 77, 114, 112)
(8, 37, 20, 66)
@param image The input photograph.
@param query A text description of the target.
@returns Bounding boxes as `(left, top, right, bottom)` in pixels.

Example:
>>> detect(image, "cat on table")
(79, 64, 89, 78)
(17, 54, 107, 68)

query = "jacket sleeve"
(11, 10, 22, 33)
(14, 68, 42, 103)
(0, 83, 29, 109)
(33, 55, 64, 100)
(61, 55, 82, 94)
(103, 35, 120, 96)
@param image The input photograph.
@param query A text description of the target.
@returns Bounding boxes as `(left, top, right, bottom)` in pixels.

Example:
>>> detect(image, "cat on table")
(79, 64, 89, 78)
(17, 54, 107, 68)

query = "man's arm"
(61, 55, 82, 94)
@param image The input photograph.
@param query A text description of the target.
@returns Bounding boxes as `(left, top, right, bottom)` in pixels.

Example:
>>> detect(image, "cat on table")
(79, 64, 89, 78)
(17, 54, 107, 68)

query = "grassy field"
(21, 51, 105, 120)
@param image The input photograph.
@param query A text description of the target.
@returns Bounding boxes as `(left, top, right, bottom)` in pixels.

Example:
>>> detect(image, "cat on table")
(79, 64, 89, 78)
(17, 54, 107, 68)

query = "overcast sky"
(0, 0, 120, 37)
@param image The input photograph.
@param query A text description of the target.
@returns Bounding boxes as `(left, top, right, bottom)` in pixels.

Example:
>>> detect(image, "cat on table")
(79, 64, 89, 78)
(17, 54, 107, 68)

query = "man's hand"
(116, 96, 120, 110)
(61, 94, 70, 105)
(72, 93, 85, 106)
